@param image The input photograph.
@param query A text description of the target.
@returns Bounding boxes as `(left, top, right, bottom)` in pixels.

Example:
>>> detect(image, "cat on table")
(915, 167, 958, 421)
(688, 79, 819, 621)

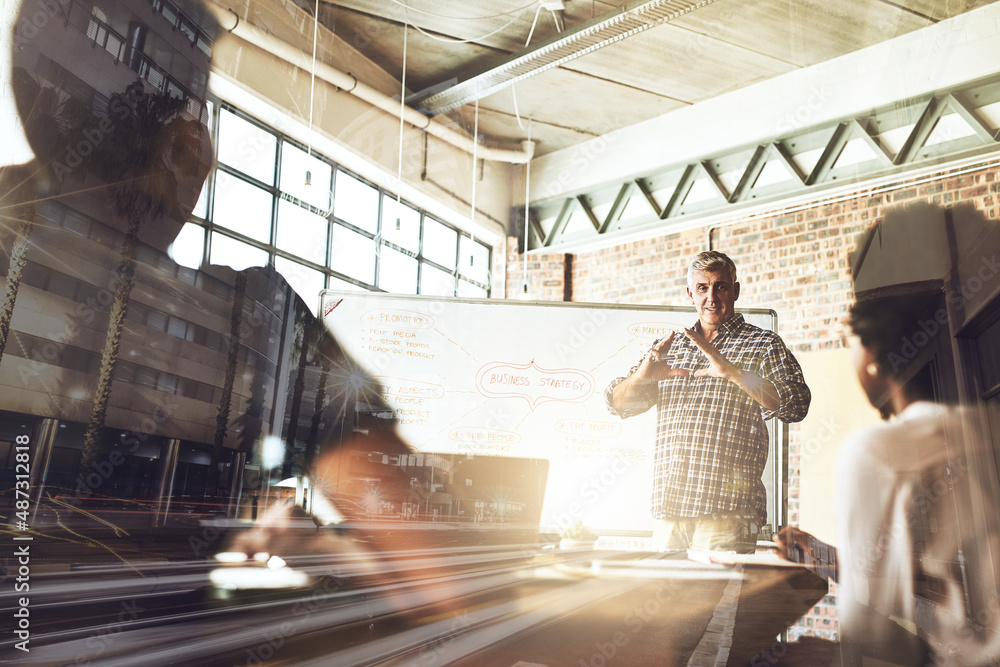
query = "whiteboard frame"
(320, 290, 786, 535)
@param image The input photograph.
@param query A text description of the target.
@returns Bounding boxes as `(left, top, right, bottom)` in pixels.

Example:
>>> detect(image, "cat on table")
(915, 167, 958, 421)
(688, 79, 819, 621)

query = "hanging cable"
(307, 0, 319, 155)
(512, 3, 544, 130)
(395, 24, 407, 231)
(525, 3, 543, 45)
(469, 99, 479, 266)
(522, 119, 532, 296)
(551, 7, 564, 32)
(305, 0, 319, 185)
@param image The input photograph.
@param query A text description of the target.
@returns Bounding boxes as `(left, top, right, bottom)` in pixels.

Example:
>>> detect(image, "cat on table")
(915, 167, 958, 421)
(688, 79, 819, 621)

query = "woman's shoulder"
(839, 402, 957, 473)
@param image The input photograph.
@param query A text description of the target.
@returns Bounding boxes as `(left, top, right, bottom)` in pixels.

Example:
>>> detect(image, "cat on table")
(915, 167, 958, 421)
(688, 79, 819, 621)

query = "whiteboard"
(320, 290, 780, 535)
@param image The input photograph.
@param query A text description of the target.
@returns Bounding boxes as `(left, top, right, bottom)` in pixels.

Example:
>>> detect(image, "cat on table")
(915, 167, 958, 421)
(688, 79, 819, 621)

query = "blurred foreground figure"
(778, 205, 1000, 666)
(1, 0, 410, 533)
(838, 294, 1000, 666)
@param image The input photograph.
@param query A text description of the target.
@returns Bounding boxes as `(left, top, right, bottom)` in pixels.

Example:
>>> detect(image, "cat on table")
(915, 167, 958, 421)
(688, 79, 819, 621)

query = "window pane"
(135, 366, 157, 388)
(115, 363, 137, 384)
(147, 310, 167, 332)
(157, 373, 177, 394)
(327, 276, 366, 292)
(334, 171, 379, 233)
(280, 143, 333, 212)
(197, 33, 212, 57)
(217, 109, 276, 185)
(192, 178, 209, 219)
(276, 199, 328, 266)
(275, 257, 326, 315)
(976, 316, 1000, 392)
(167, 316, 187, 339)
(169, 222, 205, 269)
(458, 237, 490, 285)
(331, 225, 375, 284)
(457, 280, 488, 298)
(210, 232, 268, 271)
(423, 217, 457, 269)
(378, 245, 418, 294)
(381, 196, 420, 253)
(178, 17, 196, 42)
(420, 263, 455, 297)
(213, 174, 273, 243)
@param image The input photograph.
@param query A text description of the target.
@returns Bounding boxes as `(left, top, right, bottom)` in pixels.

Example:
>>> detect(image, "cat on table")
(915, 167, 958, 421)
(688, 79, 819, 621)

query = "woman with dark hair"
(844, 293, 939, 418)
(776, 290, 1000, 665)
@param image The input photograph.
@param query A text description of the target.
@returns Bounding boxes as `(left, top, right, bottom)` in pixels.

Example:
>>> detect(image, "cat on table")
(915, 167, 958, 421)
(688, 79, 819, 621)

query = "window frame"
(183, 103, 492, 298)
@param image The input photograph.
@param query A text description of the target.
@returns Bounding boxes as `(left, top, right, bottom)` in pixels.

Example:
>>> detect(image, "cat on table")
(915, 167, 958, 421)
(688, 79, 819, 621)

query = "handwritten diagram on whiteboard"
(320, 290, 779, 534)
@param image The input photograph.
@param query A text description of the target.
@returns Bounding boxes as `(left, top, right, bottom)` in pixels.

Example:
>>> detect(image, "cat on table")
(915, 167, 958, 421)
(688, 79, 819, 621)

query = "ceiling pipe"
(204, 2, 536, 164)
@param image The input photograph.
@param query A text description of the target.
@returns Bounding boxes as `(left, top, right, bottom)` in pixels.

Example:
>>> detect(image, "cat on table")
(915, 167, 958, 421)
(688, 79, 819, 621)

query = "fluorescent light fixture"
(412, 0, 717, 116)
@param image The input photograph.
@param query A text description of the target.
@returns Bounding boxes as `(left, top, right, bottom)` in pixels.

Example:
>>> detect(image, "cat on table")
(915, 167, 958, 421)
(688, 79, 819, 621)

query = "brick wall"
(510, 165, 999, 340)
(504, 239, 571, 302)
(507, 161, 1000, 640)
(786, 587, 841, 641)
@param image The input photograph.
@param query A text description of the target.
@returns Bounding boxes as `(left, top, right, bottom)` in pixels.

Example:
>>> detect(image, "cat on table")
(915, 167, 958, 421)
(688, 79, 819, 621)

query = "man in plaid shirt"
(605, 251, 810, 552)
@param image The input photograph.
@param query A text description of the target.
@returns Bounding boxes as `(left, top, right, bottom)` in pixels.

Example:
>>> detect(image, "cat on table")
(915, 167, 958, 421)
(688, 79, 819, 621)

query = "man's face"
(686, 268, 740, 329)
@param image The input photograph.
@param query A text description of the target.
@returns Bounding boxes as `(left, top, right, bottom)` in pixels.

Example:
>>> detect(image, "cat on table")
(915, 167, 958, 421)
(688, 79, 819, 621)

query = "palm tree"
(282, 310, 317, 480)
(209, 270, 248, 496)
(0, 69, 91, 365)
(0, 166, 36, 366)
(304, 334, 335, 468)
(80, 80, 192, 471)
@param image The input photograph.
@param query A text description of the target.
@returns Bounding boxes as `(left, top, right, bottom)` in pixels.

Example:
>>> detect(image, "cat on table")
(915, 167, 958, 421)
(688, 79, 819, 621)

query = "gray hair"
(688, 251, 738, 285)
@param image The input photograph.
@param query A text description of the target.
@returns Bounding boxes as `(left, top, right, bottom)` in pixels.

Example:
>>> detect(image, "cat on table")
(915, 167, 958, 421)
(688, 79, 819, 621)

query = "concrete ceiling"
(298, 0, 998, 159)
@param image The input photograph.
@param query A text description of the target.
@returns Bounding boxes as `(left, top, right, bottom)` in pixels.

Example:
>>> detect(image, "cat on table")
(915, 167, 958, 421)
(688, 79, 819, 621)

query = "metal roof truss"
(528, 76, 1000, 252)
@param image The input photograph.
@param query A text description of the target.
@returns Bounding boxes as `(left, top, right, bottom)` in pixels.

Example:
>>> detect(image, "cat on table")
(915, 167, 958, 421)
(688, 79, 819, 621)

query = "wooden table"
(444, 551, 829, 667)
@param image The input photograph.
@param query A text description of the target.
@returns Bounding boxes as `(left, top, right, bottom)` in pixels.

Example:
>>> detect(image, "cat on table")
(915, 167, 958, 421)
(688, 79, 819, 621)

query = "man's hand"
(608, 332, 688, 413)
(773, 525, 813, 562)
(773, 526, 838, 582)
(684, 327, 738, 380)
(684, 327, 780, 411)
(635, 331, 690, 382)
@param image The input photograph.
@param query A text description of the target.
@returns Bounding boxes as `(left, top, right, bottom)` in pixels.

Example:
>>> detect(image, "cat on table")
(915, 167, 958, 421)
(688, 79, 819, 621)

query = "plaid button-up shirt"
(605, 314, 810, 523)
